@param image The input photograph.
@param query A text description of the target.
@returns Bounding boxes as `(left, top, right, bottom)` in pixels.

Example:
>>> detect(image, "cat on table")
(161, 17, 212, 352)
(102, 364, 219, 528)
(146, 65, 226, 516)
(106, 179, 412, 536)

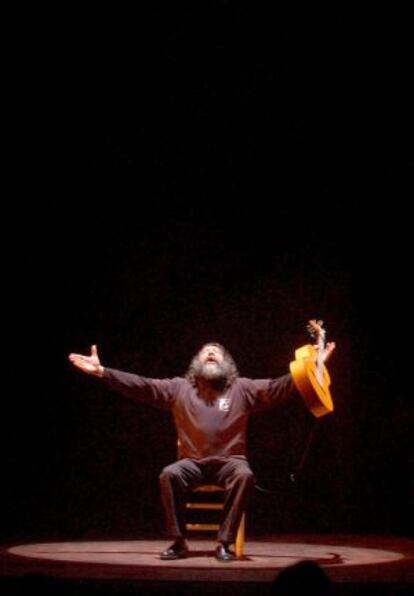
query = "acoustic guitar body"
(289, 344, 334, 418)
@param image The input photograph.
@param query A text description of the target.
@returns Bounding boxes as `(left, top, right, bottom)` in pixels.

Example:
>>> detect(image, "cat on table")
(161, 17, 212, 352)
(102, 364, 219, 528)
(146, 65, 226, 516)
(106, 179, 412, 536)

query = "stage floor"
(1, 535, 414, 594)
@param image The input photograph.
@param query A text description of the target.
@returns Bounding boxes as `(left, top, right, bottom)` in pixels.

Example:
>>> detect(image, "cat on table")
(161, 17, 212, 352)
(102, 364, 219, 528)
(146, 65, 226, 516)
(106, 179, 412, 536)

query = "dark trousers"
(159, 456, 255, 544)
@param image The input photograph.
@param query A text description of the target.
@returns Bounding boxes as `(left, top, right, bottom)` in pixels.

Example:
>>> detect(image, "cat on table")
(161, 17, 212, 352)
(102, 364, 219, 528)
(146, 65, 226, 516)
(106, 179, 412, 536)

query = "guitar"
(289, 319, 334, 418)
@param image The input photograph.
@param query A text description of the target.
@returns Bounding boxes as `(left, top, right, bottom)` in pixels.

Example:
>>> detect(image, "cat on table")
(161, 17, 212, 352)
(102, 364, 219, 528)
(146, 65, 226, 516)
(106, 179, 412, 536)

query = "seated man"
(68, 340, 335, 561)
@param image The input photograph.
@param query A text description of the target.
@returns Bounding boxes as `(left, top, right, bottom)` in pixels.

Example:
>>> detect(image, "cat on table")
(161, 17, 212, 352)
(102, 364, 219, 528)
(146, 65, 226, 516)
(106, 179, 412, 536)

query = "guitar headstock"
(306, 319, 326, 341)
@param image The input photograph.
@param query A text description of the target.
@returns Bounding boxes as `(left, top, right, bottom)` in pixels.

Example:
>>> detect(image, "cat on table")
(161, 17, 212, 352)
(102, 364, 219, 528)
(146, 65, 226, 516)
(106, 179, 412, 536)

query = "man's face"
(196, 344, 225, 381)
(198, 344, 225, 365)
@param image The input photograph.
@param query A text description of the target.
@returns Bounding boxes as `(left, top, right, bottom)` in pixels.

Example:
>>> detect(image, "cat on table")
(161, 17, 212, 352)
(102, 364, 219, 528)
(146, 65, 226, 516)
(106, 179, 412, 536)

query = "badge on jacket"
(218, 396, 230, 411)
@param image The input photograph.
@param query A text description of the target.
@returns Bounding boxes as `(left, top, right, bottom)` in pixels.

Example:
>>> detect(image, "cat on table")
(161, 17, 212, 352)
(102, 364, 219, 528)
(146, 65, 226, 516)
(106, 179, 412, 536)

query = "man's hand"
(68, 344, 104, 377)
(322, 341, 336, 363)
(313, 341, 336, 363)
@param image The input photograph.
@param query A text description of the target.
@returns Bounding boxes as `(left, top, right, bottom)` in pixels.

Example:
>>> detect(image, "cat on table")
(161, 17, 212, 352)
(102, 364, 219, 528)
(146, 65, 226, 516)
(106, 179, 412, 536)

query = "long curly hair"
(185, 342, 239, 388)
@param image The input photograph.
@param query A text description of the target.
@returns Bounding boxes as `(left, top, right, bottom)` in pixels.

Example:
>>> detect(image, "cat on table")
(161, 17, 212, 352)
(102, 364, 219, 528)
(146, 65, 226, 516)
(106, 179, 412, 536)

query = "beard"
(192, 359, 232, 385)
(185, 346, 239, 389)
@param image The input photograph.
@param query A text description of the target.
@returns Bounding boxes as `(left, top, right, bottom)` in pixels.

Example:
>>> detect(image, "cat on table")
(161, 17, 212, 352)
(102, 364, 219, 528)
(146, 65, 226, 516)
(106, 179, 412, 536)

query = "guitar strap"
(289, 417, 318, 483)
(254, 417, 318, 494)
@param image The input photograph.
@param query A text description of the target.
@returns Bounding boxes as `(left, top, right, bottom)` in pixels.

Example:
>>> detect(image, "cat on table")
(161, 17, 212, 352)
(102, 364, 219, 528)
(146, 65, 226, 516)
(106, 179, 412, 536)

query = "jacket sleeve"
(242, 373, 297, 412)
(101, 367, 178, 410)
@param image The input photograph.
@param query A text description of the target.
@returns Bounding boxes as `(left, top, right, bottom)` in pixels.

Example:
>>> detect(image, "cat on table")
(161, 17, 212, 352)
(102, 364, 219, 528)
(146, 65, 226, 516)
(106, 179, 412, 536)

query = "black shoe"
(160, 540, 189, 560)
(215, 543, 236, 562)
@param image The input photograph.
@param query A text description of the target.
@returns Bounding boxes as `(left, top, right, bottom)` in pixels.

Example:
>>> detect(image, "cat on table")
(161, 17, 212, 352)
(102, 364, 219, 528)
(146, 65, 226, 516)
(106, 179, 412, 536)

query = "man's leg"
(158, 458, 202, 556)
(215, 458, 255, 556)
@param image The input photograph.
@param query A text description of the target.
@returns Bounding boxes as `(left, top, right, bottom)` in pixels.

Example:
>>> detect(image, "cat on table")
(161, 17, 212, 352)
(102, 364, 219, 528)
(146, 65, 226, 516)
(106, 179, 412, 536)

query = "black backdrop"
(5, 4, 411, 543)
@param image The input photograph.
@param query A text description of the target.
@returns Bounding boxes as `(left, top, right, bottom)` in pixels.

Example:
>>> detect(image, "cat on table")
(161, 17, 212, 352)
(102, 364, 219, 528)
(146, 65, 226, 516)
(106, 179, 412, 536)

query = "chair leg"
(235, 513, 245, 558)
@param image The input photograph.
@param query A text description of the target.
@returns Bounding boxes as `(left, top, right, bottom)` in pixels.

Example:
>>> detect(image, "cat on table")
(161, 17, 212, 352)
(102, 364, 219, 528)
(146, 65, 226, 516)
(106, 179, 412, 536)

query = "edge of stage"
(1, 534, 414, 594)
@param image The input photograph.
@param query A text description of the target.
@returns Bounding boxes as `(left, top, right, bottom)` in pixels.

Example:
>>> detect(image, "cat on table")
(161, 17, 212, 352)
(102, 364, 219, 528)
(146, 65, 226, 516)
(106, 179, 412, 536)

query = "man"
(68, 340, 335, 562)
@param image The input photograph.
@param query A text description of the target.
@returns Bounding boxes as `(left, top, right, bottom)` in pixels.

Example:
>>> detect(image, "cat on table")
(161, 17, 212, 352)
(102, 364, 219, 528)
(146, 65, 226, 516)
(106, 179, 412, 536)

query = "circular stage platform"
(2, 535, 414, 587)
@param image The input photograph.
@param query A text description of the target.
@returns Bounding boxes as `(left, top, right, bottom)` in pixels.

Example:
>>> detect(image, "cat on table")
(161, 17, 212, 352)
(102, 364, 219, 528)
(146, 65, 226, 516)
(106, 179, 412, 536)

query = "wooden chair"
(185, 484, 245, 558)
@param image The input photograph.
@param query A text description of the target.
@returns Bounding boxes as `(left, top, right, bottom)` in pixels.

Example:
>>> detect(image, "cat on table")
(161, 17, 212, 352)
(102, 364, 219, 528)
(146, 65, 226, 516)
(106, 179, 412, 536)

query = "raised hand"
(322, 341, 336, 363)
(68, 344, 104, 376)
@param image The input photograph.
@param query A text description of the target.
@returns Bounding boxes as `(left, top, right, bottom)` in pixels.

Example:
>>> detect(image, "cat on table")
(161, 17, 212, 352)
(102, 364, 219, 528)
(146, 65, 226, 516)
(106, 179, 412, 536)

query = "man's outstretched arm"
(247, 340, 336, 411)
(68, 345, 177, 409)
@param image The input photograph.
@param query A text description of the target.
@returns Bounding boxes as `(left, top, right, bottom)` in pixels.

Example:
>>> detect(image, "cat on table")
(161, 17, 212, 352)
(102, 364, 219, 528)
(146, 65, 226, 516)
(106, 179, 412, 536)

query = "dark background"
(5, 4, 411, 544)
